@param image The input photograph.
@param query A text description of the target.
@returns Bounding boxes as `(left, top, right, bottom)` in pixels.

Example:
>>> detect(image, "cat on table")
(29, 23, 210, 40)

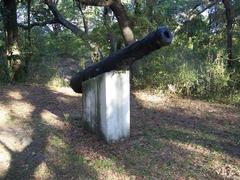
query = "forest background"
(0, 0, 240, 104)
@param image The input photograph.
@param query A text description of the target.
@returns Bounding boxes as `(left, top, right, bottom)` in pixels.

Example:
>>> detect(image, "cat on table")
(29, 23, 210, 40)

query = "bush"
(131, 41, 239, 104)
(194, 60, 230, 99)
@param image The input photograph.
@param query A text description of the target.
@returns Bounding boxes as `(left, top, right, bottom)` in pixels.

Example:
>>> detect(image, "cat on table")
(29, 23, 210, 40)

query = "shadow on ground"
(0, 84, 98, 179)
(0, 85, 239, 179)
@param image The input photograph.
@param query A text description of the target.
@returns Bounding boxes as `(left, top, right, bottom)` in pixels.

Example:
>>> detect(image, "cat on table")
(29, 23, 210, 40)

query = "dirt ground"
(0, 84, 239, 179)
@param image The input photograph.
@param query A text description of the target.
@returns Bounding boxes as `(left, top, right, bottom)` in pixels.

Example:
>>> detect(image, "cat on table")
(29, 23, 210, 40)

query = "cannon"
(70, 26, 173, 93)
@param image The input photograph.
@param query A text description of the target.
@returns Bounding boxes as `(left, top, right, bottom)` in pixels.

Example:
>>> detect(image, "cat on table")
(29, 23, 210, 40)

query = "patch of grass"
(93, 159, 115, 170)
(63, 113, 70, 122)
(93, 158, 125, 174)
(49, 135, 67, 149)
(63, 113, 82, 126)
(46, 134, 97, 179)
(62, 152, 86, 168)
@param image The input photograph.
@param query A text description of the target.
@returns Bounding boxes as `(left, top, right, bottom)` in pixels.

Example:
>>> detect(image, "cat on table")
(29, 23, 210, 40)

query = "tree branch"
(76, 0, 135, 45)
(18, 19, 58, 29)
(75, 1, 88, 34)
(174, 0, 220, 33)
(110, 1, 135, 45)
(44, 0, 85, 36)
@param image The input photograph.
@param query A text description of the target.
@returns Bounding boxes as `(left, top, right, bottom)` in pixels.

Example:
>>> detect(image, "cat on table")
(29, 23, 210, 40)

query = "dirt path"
(0, 84, 239, 179)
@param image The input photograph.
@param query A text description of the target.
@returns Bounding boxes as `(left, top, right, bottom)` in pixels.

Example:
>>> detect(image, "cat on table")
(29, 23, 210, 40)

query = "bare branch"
(44, 0, 85, 36)
(75, 1, 88, 34)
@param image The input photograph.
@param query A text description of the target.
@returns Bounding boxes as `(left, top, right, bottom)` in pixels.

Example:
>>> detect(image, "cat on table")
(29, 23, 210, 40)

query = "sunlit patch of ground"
(0, 110, 10, 125)
(0, 84, 82, 179)
(33, 162, 54, 179)
(0, 143, 11, 176)
(48, 86, 81, 98)
(0, 84, 239, 179)
(41, 110, 67, 130)
(7, 90, 24, 100)
(0, 127, 32, 152)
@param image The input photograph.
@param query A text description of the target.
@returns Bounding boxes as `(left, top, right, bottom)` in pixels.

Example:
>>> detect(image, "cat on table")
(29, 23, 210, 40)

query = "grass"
(93, 158, 125, 174)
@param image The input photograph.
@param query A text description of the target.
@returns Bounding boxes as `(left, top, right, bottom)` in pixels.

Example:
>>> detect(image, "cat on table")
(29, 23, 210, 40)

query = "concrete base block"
(82, 70, 130, 143)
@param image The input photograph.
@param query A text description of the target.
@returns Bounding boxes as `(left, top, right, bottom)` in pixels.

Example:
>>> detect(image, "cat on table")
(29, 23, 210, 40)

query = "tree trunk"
(25, 0, 31, 74)
(3, 0, 21, 80)
(110, 1, 135, 45)
(3, 0, 18, 52)
(223, 0, 234, 68)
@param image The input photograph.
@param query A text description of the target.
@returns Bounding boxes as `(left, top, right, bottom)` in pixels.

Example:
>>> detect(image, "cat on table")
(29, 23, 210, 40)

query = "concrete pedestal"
(82, 70, 130, 143)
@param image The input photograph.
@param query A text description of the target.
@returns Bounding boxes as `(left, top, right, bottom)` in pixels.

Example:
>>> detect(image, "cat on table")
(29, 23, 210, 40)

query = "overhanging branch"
(76, 0, 135, 45)
(44, 0, 85, 37)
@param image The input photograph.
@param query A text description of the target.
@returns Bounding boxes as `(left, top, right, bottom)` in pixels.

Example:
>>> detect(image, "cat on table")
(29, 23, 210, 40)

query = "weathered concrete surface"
(82, 71, 130, 143)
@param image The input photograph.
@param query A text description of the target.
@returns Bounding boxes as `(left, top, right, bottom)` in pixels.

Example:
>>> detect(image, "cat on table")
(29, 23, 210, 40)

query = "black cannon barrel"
(70, 26, 173, 93)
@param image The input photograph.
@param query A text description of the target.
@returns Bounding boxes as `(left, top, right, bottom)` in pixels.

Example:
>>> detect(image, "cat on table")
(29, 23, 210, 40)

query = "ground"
(0, 84, 239, 179)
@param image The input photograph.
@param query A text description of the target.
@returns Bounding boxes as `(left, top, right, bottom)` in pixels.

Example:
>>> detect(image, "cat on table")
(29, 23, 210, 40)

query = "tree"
(2, 0, 21, 80)
(222, 0, 234, 68)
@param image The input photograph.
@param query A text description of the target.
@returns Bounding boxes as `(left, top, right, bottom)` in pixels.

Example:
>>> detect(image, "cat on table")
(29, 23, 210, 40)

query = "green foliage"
(177, 64, 198, 96)
(27, 53, 58, 85)
(130, 0, 240, 104)
(1, 0, 240, 104)
(195, 60, 230, 98)
(0, 56, 10, 83)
